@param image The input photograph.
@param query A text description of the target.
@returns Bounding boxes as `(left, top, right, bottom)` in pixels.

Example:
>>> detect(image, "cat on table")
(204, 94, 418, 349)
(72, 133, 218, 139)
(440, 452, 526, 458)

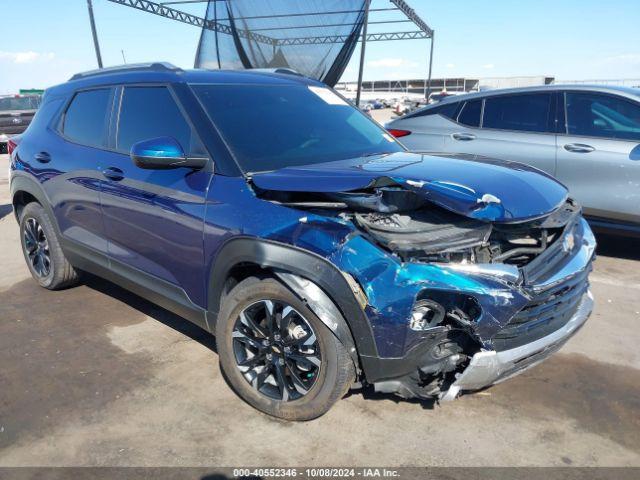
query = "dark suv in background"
(0, 94, 41, 154)
(9, 64, 595, 420)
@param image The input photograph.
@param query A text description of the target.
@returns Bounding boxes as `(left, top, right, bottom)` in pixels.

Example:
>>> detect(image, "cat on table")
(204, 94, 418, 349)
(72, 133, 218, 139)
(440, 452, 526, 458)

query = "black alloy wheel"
(232, 299, 322, 402)
(23, 217, 51, 278)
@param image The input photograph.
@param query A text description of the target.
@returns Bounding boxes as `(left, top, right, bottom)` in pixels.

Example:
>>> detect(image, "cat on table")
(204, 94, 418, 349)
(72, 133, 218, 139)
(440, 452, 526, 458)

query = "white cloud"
(482, 63, 495, 69)
(599, 53, 640, 66)
(446, 63, 455, 69)
(0, 51, 55, 64)
(367, 57, 419, 68)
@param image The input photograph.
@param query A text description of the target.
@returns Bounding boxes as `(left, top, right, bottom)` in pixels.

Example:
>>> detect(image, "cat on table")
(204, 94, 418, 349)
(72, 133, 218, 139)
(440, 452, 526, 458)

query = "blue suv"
(10, 63, 595, 420)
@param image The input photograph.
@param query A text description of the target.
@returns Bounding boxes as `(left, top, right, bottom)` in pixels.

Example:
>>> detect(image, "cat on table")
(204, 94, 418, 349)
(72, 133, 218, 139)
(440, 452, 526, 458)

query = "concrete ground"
(0, 152, 639, 467)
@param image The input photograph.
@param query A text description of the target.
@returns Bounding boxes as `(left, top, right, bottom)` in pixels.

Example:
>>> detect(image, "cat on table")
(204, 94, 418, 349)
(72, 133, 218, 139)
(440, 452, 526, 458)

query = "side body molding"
(207, 237, 380, 367)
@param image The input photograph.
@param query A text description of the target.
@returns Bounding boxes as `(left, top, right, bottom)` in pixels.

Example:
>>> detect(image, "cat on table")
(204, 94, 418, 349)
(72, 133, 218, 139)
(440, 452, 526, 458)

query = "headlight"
(409, 300, 445, 331)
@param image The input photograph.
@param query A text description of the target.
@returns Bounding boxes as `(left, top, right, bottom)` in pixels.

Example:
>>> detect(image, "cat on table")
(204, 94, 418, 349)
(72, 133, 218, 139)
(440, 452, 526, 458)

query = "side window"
(406, 101, 459, 120)
(457, 100, 482, 127)
(116, 86, 205, 155)
(63, 89, 112, 148)
(566, 92, 640, 141)
(483, 93, 552, 133)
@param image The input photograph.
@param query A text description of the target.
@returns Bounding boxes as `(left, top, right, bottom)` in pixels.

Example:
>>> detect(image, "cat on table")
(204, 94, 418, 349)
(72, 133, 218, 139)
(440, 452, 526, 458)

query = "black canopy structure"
(99, 0, 435, 105)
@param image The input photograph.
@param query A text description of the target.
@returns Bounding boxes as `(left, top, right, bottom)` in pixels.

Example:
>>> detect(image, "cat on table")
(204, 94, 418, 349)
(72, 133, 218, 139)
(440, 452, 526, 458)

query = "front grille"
(492, 266, 591, 351)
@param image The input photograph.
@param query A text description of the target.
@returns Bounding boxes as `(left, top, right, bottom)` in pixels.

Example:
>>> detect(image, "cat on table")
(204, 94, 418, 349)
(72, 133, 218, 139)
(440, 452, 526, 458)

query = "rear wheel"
(19, 202, 80, 290)
(217, 277, 354, 421)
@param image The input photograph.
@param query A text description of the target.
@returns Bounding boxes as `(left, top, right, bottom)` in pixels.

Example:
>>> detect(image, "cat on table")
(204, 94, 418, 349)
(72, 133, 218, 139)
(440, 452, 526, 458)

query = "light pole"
(355, 0, 371, 108)
(87, 0, 104, 68)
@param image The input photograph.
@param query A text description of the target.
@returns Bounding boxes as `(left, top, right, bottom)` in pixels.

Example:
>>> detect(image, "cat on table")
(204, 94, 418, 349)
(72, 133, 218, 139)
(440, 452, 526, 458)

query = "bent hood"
(251, 152, 568, 222)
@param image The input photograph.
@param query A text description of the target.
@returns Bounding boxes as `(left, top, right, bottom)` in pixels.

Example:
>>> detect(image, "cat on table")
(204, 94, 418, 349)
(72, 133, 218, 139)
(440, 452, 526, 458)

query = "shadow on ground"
(83, 273, 217, 353)
(0, 204, 12, 220)
(594, 232, 640, 261)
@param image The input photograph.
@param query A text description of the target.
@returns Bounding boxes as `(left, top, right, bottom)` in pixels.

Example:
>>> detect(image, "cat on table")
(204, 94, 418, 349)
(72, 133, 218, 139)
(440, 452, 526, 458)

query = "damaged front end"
(250, 153, 596, 402)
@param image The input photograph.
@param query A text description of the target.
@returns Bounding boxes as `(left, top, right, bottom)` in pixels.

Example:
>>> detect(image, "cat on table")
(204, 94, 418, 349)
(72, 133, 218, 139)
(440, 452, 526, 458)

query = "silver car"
(386, 85, 640, 236)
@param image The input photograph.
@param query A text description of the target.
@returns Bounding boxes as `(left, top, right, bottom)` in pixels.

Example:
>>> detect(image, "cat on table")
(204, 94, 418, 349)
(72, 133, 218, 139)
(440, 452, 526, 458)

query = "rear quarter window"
(405, 101, 459, 120)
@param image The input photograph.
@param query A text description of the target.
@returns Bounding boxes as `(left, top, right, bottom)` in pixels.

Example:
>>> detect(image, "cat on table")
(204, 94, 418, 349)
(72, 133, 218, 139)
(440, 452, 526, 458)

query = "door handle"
(564, 143, 595, 153)
(103, 167, 124, 181)
(34, 152, 51, 163)
(452, 132, 476, 141)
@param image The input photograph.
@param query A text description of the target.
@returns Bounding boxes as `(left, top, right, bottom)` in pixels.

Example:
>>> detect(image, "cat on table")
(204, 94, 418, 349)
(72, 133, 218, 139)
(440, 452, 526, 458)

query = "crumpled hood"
(251, 152, 568, 222)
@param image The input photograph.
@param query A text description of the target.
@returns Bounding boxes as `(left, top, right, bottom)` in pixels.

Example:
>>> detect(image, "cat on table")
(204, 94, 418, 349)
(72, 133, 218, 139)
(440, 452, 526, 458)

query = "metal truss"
(102, 0, 436, 104)
(389, 0, 433, 36)
(106, 0, 277, 45)
(278, 30, 429, 46)
(105, 0, 432, 45)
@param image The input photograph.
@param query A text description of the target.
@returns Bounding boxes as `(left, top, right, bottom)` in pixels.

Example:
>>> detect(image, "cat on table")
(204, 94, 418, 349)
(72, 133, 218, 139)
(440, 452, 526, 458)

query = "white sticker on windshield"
(308, 86, 349, 106)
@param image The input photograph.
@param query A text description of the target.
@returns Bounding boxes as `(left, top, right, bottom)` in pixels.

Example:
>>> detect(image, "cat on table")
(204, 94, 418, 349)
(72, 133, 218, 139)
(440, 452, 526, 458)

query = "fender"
(10, 172, 61, 235)
(274, 271, 360, 370)
(207, 237, 380, 366)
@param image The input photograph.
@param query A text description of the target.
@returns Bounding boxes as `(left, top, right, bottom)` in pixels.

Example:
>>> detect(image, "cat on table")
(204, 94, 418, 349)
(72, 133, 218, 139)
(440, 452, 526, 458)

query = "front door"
(556, 91, 640, 225)
(100, 85, 212, 308)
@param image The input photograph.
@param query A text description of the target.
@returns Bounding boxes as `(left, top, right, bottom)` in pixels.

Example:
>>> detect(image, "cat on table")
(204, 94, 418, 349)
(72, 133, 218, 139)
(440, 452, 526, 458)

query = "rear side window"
(565, 92, 640, 141)
(116, 86, 204, 155)
(63, 89, 112, 148)
(457, 100, 482, 127)
(483, 93, 552, 133)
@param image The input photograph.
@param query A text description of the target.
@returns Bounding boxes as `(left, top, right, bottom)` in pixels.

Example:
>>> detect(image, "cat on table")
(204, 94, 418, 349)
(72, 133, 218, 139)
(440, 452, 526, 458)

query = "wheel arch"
(10, 174, 59, 236)
(207, 237, 380, 377)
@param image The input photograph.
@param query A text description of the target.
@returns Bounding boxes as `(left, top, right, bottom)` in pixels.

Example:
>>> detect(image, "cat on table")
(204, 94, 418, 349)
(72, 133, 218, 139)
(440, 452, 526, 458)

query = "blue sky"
(1, 0, 639, 94)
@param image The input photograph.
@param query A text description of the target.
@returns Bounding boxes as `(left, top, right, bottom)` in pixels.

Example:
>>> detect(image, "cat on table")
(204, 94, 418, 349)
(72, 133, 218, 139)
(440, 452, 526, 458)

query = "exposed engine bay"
(256, 181, 588, 401)
(261, 184, 581, 267)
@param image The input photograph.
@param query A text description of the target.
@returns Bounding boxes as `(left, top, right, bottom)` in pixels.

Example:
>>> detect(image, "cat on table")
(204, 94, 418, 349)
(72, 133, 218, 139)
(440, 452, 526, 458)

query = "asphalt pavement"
(1, 150, 639, 467)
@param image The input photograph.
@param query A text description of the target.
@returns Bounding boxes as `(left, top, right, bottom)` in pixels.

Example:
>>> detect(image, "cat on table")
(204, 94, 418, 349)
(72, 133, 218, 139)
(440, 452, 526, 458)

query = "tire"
(19, 202, 80, 290)
(217, 276, 355, 421)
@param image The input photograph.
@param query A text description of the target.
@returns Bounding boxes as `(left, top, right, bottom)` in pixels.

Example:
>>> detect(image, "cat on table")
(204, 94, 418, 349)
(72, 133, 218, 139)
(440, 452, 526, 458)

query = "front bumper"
(440, 289, 593, 401)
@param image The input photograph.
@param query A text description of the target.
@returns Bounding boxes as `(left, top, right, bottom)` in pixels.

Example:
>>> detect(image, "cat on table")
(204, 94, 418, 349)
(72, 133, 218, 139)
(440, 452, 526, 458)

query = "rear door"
(444, 92, 558, 175)
(100, 84, 212, 308)
(556, 91, 640, 225)
(41, 87, 115, 254)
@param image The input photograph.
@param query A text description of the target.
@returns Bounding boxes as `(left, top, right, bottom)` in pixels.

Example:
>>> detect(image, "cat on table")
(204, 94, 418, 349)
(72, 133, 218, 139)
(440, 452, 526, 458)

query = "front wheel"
(216, 277, 355, 421)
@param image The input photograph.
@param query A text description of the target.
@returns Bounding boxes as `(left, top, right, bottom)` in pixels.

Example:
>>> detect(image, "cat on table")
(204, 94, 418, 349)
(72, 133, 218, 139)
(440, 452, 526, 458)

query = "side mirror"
(130, 136, 208, 170)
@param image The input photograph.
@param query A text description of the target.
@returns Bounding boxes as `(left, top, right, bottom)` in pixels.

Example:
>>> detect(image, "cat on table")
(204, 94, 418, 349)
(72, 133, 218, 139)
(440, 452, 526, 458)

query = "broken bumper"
(440, 289, 593, 401)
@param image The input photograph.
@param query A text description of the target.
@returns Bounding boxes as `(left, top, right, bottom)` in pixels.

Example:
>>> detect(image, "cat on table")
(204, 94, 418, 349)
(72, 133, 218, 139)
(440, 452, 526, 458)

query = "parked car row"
(387, 85, 640, 237)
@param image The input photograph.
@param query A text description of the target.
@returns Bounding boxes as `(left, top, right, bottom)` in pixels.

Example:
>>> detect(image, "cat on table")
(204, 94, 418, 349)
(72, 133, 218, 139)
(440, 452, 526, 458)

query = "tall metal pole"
(425, 32, 434, 102)
(87, 0, 104, 68)
(355, 0, 371, 108)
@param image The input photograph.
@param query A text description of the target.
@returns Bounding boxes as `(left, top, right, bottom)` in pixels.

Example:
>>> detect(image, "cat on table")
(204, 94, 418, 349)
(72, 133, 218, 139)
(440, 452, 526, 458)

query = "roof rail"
(250, 68, 303, 77)
(69, 62, 183, 81)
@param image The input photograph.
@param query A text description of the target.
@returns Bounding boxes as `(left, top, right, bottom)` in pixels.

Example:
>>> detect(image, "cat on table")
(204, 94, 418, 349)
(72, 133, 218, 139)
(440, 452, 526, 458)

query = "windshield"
(0, 96, 41, 112)
(191, 84, 403, 173)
